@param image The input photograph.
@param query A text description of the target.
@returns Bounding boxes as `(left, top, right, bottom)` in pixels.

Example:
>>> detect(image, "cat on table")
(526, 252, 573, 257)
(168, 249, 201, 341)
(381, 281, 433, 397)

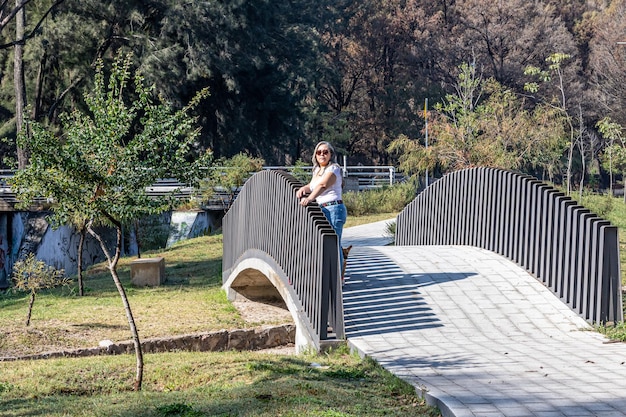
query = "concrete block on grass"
(130, 257, 165, 287)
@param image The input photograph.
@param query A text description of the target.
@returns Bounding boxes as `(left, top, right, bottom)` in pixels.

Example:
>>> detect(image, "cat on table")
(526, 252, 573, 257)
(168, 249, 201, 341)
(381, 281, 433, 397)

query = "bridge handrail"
(222, 169, 343, 344)
(396, 167, 623, 325)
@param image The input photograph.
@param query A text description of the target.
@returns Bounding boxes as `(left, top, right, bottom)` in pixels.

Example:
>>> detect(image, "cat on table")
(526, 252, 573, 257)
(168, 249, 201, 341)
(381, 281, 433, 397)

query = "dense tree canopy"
(0, 0, 624, 189)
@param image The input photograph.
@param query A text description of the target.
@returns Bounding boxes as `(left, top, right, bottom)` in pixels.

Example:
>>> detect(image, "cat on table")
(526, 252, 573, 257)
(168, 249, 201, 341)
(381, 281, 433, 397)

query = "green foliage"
(12, 253, 67, 289)
(597, 117, 626, 178)
(391, 64, 567, 179)
(0, 133, 17, 169)
(597, 321, 626, 342)
(387, 64, 564, 174)
(199, 153, 264, 209)
(10, 52, 212, 391)
(12, 253, 70, 326)
(388, 133, 435, 177)
(385, 220, 396, 239)
(156, 403, 204, 417)
(133, 215, 176, 252)
(12, 51, 212, 230)
(290, 159, 313, 185)
(343, 180, 417, 216)
(524, 53, 571, 92)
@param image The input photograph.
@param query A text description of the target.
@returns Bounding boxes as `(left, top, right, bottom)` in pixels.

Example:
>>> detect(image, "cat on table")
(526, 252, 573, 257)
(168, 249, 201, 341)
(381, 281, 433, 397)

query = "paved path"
(341, 220, 626, 417)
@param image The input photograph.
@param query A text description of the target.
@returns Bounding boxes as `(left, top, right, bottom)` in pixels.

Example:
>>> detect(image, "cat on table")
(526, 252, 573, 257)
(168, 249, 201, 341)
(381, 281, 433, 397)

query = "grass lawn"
(0, 212, 442, 417)
(345, 212, 396, 227)
(0, 213, 399, 357)
(577, 194, 626, 287)
(0, 346, 439, 417)
(0, 234, 248, 357)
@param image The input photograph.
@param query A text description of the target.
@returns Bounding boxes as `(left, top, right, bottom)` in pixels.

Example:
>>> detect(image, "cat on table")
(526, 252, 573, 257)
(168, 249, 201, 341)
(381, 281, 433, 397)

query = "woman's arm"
(299, 170, 336, 206)
(296, 183, 311, 198)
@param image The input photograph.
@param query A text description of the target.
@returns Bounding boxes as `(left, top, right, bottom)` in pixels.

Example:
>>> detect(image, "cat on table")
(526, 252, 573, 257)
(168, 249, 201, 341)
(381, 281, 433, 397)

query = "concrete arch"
(222, 249, 319, 353)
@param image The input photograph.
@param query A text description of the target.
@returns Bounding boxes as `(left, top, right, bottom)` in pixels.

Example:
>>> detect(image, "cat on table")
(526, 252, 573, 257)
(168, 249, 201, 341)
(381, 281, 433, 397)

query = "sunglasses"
(316, 149, 330, 156)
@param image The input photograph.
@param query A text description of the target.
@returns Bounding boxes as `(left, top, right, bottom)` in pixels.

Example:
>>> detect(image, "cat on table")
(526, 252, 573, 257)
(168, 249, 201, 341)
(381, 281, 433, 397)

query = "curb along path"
(0, 325, 295, 362)
(341, 221, 626, 417)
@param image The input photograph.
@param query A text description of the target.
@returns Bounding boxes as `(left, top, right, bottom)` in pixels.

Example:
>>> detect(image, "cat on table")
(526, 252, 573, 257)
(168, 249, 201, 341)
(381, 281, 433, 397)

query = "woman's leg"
(321, 204, 348, 271)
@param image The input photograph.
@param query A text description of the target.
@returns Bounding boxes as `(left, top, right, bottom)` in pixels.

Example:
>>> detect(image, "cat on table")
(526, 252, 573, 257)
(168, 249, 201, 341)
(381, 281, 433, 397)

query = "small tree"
(200, 153, 264, 210)
(11, 52, 211, 391)
(290, 159, 313, 184)
(597, 117, 626, 201)
(524, 53, 576, 194)
(12, 253, 70, 327)
(388, 64, 566, 179)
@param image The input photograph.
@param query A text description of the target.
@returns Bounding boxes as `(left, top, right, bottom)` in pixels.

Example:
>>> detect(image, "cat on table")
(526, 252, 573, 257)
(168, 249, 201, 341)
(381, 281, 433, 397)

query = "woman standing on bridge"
(296, 141, 348, 275)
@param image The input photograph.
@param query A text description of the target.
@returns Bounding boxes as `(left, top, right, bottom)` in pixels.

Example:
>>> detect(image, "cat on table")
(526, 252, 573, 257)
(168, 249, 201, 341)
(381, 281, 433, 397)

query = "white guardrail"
(264, 164, 402, 192)
(0, 165, 404, 210)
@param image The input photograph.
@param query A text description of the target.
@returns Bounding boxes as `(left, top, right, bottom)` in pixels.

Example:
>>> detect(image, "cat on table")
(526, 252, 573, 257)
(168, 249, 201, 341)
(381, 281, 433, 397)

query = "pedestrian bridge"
(222, 167, 623, 354)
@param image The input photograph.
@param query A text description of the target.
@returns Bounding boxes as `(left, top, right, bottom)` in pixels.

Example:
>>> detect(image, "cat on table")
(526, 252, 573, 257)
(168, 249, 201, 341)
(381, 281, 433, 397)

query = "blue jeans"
(321, 203, 347, 269)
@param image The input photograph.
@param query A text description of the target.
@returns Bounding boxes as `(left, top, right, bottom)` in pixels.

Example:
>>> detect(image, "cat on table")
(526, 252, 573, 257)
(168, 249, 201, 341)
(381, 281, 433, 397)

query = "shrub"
(343, 179, 418, 216)
(12, 254, 71, 326)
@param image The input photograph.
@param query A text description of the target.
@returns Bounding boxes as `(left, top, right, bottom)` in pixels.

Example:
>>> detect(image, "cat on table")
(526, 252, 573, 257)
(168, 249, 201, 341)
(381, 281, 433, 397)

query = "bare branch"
(0, 0, 31, 31)
(0, 0, 65, 50)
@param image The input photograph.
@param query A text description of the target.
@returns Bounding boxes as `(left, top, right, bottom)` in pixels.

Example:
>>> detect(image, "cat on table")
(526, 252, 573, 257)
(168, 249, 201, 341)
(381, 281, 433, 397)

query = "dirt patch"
(232, 298, 294, 325)
(232, 298, 296, 354)
(0, 297, 298, 359)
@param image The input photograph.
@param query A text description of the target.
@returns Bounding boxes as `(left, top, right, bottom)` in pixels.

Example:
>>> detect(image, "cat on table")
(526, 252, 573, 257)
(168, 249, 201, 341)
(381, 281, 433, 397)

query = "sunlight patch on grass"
(0, 349, 440, 417)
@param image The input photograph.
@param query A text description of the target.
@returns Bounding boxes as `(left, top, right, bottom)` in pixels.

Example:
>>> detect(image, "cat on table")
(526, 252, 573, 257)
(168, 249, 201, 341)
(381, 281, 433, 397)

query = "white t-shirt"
(310, 164, 343, 205)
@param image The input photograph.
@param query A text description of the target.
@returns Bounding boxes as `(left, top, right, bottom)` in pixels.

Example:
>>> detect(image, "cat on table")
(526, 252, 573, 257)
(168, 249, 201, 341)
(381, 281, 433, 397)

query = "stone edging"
(0, 324, 296, 362)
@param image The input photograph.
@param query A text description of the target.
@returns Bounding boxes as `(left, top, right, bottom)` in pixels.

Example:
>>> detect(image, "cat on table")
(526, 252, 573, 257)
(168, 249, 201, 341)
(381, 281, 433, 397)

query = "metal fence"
(1, 166, 403, 212)
(396, 167, 623, 325)
(264, 165, 403, 191)
(222, 169, 344, 344)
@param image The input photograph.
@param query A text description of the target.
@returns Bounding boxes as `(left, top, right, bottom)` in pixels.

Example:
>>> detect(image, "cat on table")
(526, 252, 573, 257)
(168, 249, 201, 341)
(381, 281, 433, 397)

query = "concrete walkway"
(341, 220, 626, 417)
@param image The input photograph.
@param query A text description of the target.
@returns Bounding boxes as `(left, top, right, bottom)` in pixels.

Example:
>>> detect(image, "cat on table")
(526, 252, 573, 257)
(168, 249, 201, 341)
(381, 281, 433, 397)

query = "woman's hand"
(300, 197, 311, 206)
(296, 186, 308, 198)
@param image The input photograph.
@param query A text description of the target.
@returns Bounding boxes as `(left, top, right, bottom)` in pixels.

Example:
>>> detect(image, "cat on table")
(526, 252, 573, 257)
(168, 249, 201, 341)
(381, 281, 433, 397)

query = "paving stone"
(341, 221, 626, 417)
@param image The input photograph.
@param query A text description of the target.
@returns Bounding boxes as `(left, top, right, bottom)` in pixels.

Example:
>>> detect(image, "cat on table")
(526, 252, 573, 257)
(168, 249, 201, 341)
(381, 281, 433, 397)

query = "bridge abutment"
(223, 253, 319, 354)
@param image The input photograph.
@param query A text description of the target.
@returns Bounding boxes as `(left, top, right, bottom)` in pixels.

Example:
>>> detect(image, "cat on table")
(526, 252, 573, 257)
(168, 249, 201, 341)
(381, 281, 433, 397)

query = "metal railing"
(396, 167, 623, 325)
(264, 165, 403, 191)
(1, 165, 404, 212)
(222, 169, 344, 344)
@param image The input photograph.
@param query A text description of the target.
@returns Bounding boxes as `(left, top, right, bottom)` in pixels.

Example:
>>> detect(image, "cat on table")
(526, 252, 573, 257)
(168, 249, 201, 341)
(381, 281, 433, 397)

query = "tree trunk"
(87, 221, 143, 391)
(609, 148, 614, 198)
(14, 0, 28, 168)
(77, 224, 86, 296)
(566, 135, 574, 196)
(134, 220, 141, 259)
(26, 291, 35, 326)
(578, 155, 585, 199)
(32, 41, 47, 121)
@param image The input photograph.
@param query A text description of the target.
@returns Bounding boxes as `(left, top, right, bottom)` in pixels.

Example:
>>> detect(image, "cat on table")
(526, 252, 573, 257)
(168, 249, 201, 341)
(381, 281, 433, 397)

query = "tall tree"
(14, 0, 27, 168)
(525, 53, 581, 194)
(389, 64, 566, 178)
(0, 0, 66, 168)
(135, 0, 323, 165)
(11, 53, 211, 390)
(597, 117, 626, 200)
(588, 0, 626, 127)
(316, 0, 437, 164)
(450, 0, 578, 88)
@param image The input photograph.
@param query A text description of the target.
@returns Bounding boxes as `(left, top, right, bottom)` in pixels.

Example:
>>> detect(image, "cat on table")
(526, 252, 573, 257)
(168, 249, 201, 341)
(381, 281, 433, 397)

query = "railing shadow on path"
(342, 246, 475, 338)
